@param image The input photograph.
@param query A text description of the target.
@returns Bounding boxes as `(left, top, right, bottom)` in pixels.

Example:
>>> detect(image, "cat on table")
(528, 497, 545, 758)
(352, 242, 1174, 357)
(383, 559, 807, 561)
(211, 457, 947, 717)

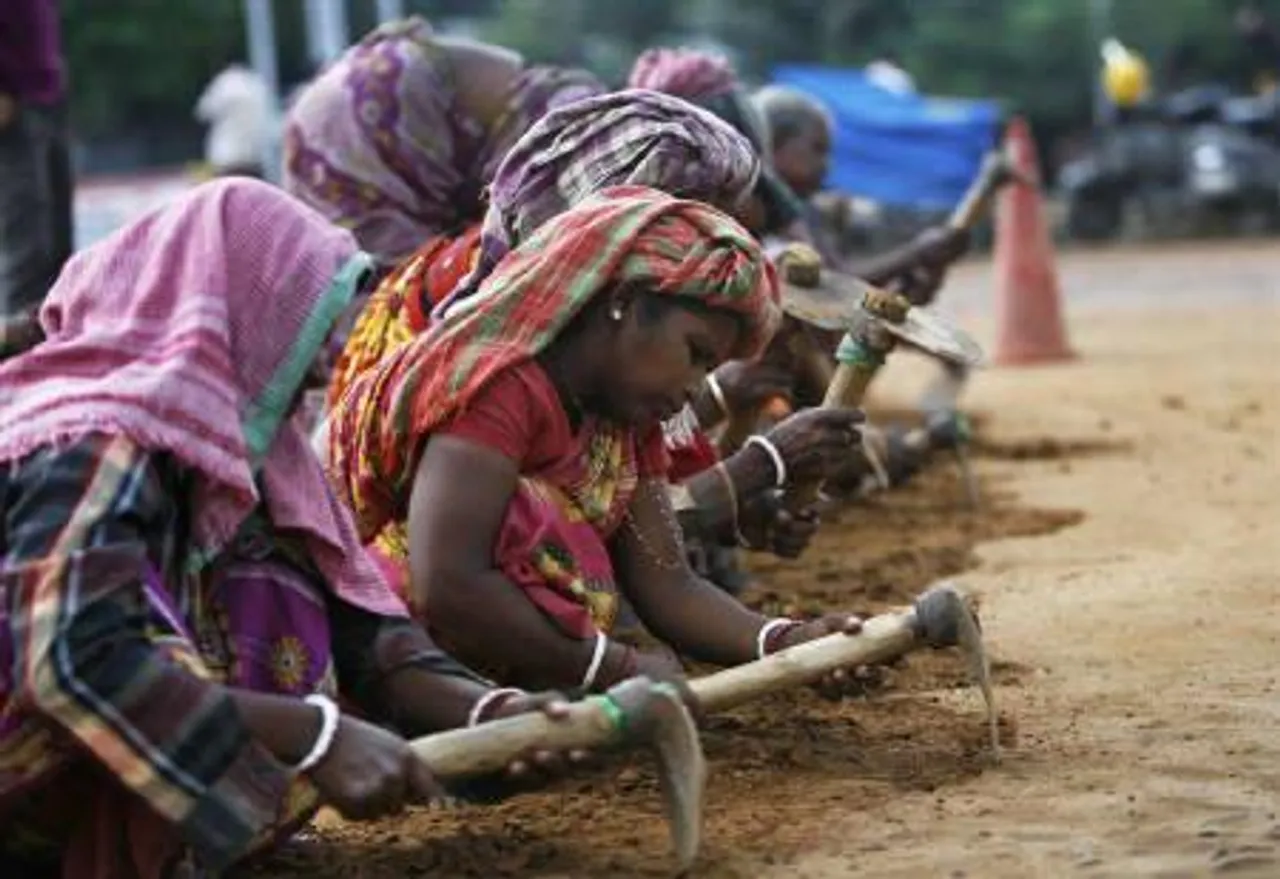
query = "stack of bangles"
(712, 433, 787, 549)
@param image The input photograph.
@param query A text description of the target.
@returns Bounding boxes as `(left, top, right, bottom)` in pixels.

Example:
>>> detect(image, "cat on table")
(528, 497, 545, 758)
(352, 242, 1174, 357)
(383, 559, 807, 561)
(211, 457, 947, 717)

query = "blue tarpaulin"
(771, 65, 1003, 209)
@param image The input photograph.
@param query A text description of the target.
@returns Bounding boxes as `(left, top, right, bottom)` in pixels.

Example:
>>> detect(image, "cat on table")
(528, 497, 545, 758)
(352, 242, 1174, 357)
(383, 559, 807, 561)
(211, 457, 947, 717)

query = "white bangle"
(581, 633, 609, 691)
(744, 435, 788, 488)
(296, 693, 341, 774)
(705, 374, 730, 418)
(467, 687, 526, 728)
(756, 618, 797, 660)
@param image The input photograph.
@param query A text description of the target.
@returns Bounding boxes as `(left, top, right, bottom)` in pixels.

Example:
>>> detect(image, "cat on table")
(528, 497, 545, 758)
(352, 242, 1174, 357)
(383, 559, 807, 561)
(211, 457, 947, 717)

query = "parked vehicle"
(1060, 85, 1280, 241)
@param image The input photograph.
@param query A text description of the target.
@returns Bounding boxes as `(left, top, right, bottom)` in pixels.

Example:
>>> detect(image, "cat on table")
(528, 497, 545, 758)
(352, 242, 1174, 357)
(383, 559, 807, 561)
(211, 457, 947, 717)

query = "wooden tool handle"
(691, 608, 919, 713)
(949, 153, 1006, 231)
(783, 339, 885, 511)
(409, 697, 621, 779)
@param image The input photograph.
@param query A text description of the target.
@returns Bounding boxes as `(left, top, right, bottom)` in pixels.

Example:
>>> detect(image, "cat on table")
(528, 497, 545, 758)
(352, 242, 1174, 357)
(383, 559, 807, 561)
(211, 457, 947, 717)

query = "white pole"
(376, 0, 405, 24)
(242, 0, 281, 180)
(305, 0, 351, 69)
(1089, 0, 1114, 128)
(243, 0, 279, 100)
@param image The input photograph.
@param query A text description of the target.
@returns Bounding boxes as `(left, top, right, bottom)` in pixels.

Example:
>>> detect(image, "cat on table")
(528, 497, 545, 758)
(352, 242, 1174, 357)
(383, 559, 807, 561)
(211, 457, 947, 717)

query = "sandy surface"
(248, 243, 1280, 878)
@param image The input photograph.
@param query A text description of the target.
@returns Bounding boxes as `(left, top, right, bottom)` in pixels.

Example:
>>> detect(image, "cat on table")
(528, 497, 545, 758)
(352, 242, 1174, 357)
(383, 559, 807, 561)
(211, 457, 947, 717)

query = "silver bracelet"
(581, 633, 609, 691)
(295, 693, 341, 774)
(705, 374, 730, 419)
(744, 434, 788, 488)
(467, 687, 526, 728)
(756, 618, 797, 660)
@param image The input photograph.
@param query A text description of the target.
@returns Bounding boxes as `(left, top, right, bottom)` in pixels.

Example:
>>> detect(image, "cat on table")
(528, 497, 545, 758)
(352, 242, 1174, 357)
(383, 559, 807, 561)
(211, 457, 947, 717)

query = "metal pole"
(376, 0, 405, 24)
(1088, 0, 1114, 128)
(243, 0, 279, 100)
(242, 0, 281, 181)
(305, 0, 351, 69)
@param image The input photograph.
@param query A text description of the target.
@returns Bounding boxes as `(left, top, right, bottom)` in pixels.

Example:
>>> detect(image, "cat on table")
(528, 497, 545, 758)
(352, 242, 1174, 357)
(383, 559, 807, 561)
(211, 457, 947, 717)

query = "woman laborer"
(326, 186, 864, 694)
(282, 16, 603, 265)
(318, 91, 863, 589)
(628, 47, 971, 295)
(628, 48, 805, 240)
(0, 180, 587, 877)
(326, 88, 762, 410)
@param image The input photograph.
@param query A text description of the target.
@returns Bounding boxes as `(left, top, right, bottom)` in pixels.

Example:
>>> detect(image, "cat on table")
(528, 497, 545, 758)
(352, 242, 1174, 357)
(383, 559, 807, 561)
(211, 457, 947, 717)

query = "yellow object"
(1101, 39, 1150, 108)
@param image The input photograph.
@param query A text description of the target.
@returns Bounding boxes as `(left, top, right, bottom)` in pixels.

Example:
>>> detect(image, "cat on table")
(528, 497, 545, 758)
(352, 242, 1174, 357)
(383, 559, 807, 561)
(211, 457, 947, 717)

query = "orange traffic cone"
(993, 117, 1074, 365)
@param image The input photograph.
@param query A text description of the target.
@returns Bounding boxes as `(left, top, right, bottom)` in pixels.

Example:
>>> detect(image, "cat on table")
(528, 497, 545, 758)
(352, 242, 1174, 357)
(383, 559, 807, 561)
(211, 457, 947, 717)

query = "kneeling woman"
(0, 181, 573, 877)
(328, 186, 861, 694)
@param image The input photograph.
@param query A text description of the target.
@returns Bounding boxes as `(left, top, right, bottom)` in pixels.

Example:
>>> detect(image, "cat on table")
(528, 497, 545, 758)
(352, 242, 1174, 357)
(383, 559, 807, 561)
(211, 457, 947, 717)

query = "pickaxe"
(410, 677, 705, 870)
(409, 585, 995, 870)
(689, 583, 995, 760)
(776, 270, 983, 511)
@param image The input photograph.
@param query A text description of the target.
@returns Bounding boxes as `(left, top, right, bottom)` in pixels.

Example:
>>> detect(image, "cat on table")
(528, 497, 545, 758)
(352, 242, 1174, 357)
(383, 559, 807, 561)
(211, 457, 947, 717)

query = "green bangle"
(594, 694, 627, 735)
(835, 334, 886, 369)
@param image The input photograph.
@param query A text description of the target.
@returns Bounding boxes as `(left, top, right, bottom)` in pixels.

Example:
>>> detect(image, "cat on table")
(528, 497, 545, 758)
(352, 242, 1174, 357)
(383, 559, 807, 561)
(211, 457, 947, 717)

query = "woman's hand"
(308, 714, 446, 820)
(738, 492, 822, 559)
(771, 614, 878, 699)
(757, 407, 864, 485)
(485, 691, 594, 784)
(711, 361, 794, 414)
(894, 263, 947, 307)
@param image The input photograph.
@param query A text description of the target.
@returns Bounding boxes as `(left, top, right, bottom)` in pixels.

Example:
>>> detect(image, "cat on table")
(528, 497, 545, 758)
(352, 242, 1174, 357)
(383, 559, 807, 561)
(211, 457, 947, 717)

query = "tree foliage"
(60, 0, 1280, 161)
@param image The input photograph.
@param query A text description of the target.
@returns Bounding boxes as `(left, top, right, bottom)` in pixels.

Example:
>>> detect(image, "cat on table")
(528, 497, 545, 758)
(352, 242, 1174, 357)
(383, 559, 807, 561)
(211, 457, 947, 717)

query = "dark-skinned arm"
(842, 241, 933, 286)
(406, 435, 602, 692)
(613, 478, 770, 667)
(327, 594, 501, 735)
(679, 444, 775, 539)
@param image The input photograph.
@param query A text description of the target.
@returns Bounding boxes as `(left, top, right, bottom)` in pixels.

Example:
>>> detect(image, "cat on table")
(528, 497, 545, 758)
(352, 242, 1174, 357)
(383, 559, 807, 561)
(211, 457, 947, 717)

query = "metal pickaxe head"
(776, 256, 985, 368)
(909, 582, 1000, 760)
(408, 676, 706, 870)
(605, 678, 707, 871)
(910, 581, 982, 648)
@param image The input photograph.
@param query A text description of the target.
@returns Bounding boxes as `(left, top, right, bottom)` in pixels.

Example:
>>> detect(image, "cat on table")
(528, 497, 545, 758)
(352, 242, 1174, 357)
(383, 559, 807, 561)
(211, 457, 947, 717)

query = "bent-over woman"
(327, 186, 864, 696)
(0, 180, 577, 877)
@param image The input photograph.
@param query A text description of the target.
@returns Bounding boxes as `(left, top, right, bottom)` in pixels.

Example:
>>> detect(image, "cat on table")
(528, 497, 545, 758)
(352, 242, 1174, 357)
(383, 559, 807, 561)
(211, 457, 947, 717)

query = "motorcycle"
(1060, 85, 1280, 241)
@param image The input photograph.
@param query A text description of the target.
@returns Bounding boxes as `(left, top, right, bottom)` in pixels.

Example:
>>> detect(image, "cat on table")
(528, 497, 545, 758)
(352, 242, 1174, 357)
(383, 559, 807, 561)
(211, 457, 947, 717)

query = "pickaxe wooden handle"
(782, 288, 910, 512)
(689, 582, 986, 714)
(948, 149, 1030, 232)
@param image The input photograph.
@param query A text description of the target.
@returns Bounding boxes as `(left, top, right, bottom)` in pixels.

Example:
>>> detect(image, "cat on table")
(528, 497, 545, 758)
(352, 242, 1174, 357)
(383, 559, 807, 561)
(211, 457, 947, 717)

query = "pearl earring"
(610, 306, 623, 321)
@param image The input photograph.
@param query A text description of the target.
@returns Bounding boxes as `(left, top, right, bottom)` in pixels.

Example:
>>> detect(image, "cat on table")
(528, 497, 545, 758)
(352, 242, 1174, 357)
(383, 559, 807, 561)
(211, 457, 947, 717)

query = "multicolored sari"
(326, 186, 781, 647)
(327, 225, 481, 408)
(282, 16, 602, 263)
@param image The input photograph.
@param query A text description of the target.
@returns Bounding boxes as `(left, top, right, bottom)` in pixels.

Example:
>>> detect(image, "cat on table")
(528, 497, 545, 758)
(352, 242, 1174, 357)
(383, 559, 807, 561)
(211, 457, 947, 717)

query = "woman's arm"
(406, 435, 607, 691)
(328, 595, 500, 734)
(612, 478, 771, 667)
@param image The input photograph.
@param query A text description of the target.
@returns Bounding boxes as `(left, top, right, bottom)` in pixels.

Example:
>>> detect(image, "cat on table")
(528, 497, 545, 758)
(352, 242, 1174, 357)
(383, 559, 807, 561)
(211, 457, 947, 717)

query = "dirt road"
(252, 244, 1280, 878)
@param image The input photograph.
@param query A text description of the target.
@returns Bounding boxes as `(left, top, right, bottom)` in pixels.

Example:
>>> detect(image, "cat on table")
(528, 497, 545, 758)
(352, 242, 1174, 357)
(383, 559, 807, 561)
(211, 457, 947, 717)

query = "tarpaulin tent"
(771, 65, 1003, 209)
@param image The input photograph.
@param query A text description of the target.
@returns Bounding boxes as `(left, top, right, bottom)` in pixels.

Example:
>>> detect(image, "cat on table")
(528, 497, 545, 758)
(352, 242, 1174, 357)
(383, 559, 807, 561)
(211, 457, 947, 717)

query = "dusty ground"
(248, 242, 1280, 878)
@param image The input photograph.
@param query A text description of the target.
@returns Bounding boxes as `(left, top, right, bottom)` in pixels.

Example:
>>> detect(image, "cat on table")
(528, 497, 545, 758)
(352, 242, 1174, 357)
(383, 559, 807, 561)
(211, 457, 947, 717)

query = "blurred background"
(59, 0, 1280, 248)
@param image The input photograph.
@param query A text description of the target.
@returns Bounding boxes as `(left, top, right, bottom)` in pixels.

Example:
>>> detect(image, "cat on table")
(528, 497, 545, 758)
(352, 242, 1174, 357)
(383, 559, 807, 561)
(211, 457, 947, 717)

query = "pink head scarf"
(0, 178, 404, 617)
(627, 48, 740, 99)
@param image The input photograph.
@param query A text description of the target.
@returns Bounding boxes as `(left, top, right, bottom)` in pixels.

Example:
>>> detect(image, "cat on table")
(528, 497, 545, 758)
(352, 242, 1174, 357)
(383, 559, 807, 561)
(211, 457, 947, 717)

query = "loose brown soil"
(246, 423, 1081, 879)
(250, 242, 1280, 877)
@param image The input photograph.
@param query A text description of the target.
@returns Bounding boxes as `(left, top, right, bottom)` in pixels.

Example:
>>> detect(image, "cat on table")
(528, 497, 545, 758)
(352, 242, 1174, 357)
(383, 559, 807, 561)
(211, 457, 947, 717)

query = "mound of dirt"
(248, 438, 1080, 878)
